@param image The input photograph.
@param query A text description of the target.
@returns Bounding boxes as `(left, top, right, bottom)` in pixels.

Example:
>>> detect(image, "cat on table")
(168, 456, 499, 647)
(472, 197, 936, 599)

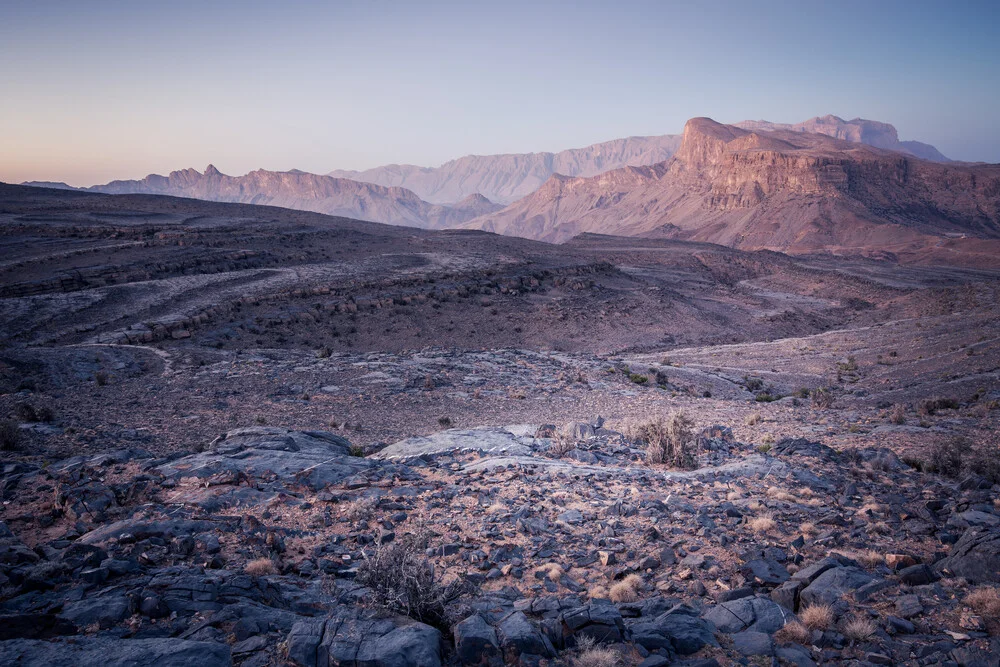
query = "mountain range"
(34, 166, 502, 229)
(328, 134, 683, 204)
(21, 114, 995, 264)
(464, 117, 1000, 263)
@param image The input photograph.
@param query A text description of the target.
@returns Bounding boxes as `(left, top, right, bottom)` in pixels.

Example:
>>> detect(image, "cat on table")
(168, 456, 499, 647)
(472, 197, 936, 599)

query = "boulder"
(628, 606, 718, 655)
(0, 638, 231, 666)
(287, 611, 442, 667)
(453, 614, 500, 665)
(496, 611, 555, 660)
(798, 567, 876, 607)
(936, 527, 1000, 583)
(702, 596, 790, 634)
(560, 600, 626, 643)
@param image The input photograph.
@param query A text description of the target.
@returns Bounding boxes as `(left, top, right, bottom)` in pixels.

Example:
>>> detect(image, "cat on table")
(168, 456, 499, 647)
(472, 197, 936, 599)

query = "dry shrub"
(811, 387, 834, 409)
(608, 574, 643, 603)
(919, 397, 960, 416)
(549, 433, 576, 458)
(745, 413, 762, 426)
(966, 587, 1000, 618)
(889, 404, 907, 425)
(630, 411, 696, 469)
(857, 549, 885, 568)
(774, 620, 811, 645)
(356, 533, 467, 629)
(536, 563, 564, 581)
(799, 521, 817, 536)
(343, 496, 378, 522)
(841, 615, 877, 642)
(748, 512, 777, 534)
(0, 420, 19, 451)
(800, 603, 834, 630)
(572, 635, 621, 667)
(766, 486, 799, 503)
(244, 558, 277, 576)
(922, 437, 1000, 483)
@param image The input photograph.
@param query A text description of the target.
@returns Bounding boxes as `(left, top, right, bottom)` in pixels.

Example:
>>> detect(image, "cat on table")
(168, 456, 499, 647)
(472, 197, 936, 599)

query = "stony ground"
(1, 185, 1000, 666)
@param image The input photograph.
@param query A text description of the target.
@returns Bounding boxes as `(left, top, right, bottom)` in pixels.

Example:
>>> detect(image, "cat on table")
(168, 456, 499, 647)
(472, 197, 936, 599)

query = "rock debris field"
(1, 185, 999, 666)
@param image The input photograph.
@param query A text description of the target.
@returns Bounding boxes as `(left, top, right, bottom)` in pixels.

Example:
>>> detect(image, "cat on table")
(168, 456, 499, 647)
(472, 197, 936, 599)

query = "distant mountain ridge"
(734, 115, 951, 163)
(328, 135, 684, 204)
(71, 166, 501, 229)
(463, 117, 999, 264)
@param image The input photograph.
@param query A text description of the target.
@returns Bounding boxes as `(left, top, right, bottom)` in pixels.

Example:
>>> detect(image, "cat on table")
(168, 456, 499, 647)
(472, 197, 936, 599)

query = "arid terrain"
(1, 183, 999, 667)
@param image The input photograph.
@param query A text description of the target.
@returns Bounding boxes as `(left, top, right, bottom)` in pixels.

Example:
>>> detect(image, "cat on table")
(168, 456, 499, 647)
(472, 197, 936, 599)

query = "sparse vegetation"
(348, 444, 366, 457)
(437, 416, 453, 428)
(628, 373, 648, 385)
(355, 533, 467, 629)
(918, 397, 960, 416)
(800, 603, 834, 630)
(840, 615, 876, 643)
(629, 411, 696, 469)
(0, 420, 19, 451)
(609, 574, 642, 603)
(774, 620, 811, 645)
(244, 558, 278, 576)
(748, 512, 777, 534)
(744, 375, 764, 391)
(811, 387, 834, 409)
(570, 635, 621, 667)
(95, 371, 109, 386)
(745, 413, 762, 426)
(889, 403, 906, 425)
(14, 402, 55, 423)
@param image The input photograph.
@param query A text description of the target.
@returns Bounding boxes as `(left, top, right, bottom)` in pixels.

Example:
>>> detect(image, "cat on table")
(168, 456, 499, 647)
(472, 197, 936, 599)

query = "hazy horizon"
(3, 0, 999, 186)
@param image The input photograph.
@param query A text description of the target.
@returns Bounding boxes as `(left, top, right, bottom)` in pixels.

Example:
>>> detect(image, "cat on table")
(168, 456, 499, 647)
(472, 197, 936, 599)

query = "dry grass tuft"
(608, 581, 638, 603)
(356, 533, 466, 629)
(841, 615, 877, 642)
(748, 512, 777, 534)
(967, 587, 1000, 617)
(774, 620, 811, 645)
(798, 522, 817, 536)
(628, 411, 697, 469)
(572, 636, 621, 667)
(244, 558, 277, 576)
(745, 413, 762, 426)
(800, 603, 834, 630)
(766, 486, 799, 503)
(536, 563, 564, 581)
(608, 574, 643, 603)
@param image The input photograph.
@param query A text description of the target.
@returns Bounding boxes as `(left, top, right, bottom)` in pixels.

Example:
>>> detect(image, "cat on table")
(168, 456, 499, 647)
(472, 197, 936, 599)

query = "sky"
(2, 0, 999, 186)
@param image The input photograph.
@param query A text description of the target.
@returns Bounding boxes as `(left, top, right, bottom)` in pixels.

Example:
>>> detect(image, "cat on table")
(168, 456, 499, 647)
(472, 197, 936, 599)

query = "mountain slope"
(465, 117, 1000, 263)
(83, 166, 500, 229)
(735, 115, 951, 162)
(329, 134, 683, 204)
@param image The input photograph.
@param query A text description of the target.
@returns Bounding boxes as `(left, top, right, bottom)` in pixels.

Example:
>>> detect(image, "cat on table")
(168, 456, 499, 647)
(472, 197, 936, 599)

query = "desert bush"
(774, 620, 811, 645)
(0, 420, 19, 451)
(549, 433, 576, 458)
(926, 437, 967, 478)
(630, 412, 696, 469)
(841, 615, 876, 642)
(609, 574, 642, 603)
(437, 416, 453, 428)
(95, 371, 108, 386)
(628, 373, 648, 385)
(918, 397, 960, 416)
(744, 375, 764, 391)
(836, 356, 858, 372)
(966, 587, 1000, 618)
(800, 603, 834, 630)
(244, 558, 277, 576)
(348, 444, 366, 457)
(356, 533, 467, 628)
(748, 512, 777, 534)
(811, 387, 834, 409)
(889, 403, 907, 425)
(13, 402, 55, 423)
(745, 413, 762, 426)
(571, 635, 620, 667)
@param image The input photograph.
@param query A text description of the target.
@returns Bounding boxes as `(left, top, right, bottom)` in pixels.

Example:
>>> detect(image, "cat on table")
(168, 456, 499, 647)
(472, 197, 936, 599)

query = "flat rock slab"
(156, 427, 384, 491)
(374, 427, 536, 461)
(288, 611, 442, 667)
(0, 637, 231, 667)
(937, 527, 1000, 583)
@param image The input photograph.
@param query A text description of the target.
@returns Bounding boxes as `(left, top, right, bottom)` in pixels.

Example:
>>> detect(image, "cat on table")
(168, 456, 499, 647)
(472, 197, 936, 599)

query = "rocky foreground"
(2, 422, 999, 667)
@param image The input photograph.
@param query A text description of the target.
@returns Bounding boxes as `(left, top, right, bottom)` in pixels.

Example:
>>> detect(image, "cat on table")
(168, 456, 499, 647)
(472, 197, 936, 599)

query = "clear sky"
(2, 0, 998, 186)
